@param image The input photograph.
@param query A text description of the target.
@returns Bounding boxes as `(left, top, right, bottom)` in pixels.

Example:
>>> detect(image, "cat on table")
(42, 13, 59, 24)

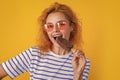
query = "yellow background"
(0, 0, 120, 80)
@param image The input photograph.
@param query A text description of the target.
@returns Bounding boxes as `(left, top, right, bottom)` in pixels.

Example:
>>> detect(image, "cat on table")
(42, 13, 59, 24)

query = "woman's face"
(45, 12, 73, 47)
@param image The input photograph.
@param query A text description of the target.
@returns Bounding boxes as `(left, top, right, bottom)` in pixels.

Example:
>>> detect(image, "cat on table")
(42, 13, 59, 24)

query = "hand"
(72, 49, 86, 80)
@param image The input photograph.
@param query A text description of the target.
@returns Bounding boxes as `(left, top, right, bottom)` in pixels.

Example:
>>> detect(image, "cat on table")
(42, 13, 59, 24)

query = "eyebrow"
(46, 20, 68, 24)
(57, 20, 68, 23)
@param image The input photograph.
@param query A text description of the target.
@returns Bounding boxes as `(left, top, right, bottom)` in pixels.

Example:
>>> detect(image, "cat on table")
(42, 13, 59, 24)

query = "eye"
(47, 23, 54, 29)
(59, 22, 66, 26)
(44, 23, 54, 32)
(58, 22, 66, 30)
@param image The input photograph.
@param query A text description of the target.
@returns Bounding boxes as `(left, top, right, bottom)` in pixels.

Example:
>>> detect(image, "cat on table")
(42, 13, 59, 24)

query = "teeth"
(53, 35, 62, 40)
(53, 35, 62, 38)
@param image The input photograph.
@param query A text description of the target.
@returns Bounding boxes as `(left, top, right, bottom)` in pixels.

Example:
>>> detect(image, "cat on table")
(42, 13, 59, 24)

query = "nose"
(53, 25, 60, 32)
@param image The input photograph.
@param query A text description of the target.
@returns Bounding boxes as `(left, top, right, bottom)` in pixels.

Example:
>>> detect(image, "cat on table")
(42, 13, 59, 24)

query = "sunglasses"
(44, 21, 67, 32)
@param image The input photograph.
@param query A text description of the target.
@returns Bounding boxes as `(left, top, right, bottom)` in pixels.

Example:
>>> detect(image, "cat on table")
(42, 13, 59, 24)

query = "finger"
(72, 49, 85, 62)
(72, 50, 82, 60)
(79, 50, 85, 56)
(79, 55, 86, 62)
(79, 55, 86, 65)
(71, 48, 77, 53)
(72, 49, 78, 61)
(75, 50, 85, 58)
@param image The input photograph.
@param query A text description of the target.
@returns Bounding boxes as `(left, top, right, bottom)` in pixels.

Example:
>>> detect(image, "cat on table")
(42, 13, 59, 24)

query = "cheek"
(46, 32, 52, 39)
(62, 30, 71, 39)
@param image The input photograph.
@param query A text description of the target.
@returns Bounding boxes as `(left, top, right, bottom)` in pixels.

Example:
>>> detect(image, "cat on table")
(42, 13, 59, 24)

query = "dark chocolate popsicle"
(56, 37, 73, 51)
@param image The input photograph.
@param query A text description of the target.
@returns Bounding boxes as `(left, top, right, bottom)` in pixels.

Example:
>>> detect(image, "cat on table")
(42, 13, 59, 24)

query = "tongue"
(56, 37, 73, 51)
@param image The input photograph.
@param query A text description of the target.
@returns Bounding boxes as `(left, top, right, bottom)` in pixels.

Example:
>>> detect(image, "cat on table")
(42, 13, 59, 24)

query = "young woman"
(0, 2, 90, 80)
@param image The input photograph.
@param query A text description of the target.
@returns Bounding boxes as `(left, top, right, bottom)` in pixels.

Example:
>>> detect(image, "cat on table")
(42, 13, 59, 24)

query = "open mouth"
(53, 35, 62, 40)
(53, 37, 57, 40)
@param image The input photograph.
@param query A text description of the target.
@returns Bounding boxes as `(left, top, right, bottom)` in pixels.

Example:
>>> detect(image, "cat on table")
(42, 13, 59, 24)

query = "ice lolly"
(56, 37, 73, 51)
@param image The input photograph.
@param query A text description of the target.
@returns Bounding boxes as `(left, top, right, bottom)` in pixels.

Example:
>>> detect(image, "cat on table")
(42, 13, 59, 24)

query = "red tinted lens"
(58, 22, 66, 30)
(45, 23, 54, 32)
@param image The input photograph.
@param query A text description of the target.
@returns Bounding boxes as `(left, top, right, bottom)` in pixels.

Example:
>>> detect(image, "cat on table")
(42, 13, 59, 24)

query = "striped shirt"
(2, 47, 90, 80)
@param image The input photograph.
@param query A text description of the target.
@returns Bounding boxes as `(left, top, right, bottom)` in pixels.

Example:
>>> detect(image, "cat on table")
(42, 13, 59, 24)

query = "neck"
(51, 45, 68, 55)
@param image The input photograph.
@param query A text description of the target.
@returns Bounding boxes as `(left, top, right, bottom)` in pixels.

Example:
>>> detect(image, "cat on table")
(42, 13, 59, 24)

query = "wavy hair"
(37, 2, 83, 53)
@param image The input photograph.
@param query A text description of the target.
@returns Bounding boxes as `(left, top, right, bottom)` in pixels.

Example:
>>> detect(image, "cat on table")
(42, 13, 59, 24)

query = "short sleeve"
(82, 58, 90, 80)
(1, 47, 33, 79)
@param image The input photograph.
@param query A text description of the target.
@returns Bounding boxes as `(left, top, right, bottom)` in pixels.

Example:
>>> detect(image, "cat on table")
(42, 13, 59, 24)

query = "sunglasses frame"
(44, 20, 68, 32)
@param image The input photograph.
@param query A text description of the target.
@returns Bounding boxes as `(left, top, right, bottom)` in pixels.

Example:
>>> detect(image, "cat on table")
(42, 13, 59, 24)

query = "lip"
(53, 35, 62, 40)
(52, 34, 62, 39)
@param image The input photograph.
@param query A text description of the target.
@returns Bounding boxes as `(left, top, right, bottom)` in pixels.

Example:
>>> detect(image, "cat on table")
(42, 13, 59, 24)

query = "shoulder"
(26, 46, 41, 55)
(30, 46, 40, 53)
(86, 58, 90, 63)
(85, 58, 90, 66)
(20, 46, 41, 59)
(84, 58, 90, 72)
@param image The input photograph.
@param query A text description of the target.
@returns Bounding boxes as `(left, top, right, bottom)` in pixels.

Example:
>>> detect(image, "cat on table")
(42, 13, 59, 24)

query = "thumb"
(71, 49, 77, 62)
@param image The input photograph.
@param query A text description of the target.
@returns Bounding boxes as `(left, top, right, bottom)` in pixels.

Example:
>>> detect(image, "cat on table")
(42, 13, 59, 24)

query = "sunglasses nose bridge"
(53, 23, 60, 32)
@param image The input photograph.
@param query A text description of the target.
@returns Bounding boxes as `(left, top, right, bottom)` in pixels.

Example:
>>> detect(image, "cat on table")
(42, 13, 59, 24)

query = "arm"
(0, 64, 7, 79)
(0, 47, 33, 79)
